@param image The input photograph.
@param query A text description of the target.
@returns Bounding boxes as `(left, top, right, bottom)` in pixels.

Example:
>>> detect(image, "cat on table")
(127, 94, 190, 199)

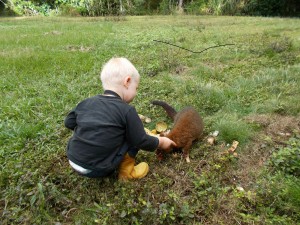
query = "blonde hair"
(100, 57, 140, 90)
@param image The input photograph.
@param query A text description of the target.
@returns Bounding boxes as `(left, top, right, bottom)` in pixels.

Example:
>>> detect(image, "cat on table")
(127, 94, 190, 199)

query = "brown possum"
(152, 100, 204, 163)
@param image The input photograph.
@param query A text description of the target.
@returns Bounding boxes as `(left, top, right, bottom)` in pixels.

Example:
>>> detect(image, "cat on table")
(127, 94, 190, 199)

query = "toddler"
(65, 57, 176, 180)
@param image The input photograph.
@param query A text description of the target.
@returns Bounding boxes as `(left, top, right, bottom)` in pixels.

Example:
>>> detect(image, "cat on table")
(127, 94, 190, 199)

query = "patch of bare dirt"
(174, 65, 188, 75)
(235, 114, 300, 188)
(246, 114, 300, 141)
(44, 30, 63, 36)
(65, 45, 93, 52)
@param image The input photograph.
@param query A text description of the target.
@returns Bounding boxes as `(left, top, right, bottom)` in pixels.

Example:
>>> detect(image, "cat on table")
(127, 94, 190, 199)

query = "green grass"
(1, 15, 300, 224)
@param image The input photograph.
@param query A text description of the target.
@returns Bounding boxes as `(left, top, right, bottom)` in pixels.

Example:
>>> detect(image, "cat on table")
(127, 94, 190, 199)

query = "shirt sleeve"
(125, 107, 159, 151)
(64, 108, 77, 130)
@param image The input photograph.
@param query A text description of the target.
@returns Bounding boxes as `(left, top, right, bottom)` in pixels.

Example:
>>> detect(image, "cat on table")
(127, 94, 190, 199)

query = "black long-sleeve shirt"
(65, 91, 159, 170)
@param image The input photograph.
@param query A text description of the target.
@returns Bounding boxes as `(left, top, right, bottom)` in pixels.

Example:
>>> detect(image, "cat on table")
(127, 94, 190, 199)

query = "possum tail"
(151, 100, 177, 121)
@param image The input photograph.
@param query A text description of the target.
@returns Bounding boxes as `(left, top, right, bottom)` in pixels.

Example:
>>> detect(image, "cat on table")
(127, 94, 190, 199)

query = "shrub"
(243, 0, 300, 17)
(222, 0, 245, 15)
(58, 4, 83, 16)
(185, 0, 207, 15)
(159, 0, 177, 15)
(5, 0, 40, 16)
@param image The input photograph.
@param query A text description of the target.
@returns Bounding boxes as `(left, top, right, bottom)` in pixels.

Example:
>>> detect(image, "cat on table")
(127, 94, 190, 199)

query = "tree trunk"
(178, 0, 183, 13)
(119, 0, 123, 13)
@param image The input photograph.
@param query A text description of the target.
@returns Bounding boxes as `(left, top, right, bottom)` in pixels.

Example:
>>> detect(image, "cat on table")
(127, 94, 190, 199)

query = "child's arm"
(64, 109, 77, 130)
(125, 108, 160, 150)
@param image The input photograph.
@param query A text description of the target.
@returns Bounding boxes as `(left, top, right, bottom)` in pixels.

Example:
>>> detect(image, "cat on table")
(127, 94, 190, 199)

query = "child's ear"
(124, 76, 131, 88)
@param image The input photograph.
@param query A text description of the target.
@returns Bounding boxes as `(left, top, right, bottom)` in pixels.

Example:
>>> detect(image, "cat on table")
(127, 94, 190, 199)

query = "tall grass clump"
(211, 114, 252, 144)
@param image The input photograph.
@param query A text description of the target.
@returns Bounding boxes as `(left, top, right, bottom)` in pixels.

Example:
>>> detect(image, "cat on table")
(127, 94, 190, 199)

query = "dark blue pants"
(82, 143, 138, 178)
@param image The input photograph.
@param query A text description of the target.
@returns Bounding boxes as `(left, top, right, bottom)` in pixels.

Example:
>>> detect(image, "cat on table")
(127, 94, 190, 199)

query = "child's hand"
(158, 137, 177, 152)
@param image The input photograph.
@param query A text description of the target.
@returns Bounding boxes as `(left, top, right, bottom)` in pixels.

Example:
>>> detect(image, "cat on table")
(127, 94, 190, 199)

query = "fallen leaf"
(145, 128, 159, 137)
(236, 186, 244, 192)
(212, 130, 219, 137)
(156, 121, 167, 133)
(144, 128, 151, 134)
(151, 129, 157, 134)
(228, 140, 239, 153)
(139, 114, 146, 121)
(207, 136, 215, 145)
(139, 114, 152, 123)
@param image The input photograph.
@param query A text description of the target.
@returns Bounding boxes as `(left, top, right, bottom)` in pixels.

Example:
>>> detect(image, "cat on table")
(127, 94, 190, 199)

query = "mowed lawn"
(1, 16, 300, 224)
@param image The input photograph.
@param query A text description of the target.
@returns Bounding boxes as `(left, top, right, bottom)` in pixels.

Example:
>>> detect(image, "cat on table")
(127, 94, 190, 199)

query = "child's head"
(100, 57, 140, 91)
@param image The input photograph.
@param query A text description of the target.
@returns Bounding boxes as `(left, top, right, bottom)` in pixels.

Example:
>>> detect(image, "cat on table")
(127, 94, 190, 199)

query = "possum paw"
(185, 155, 191, 163)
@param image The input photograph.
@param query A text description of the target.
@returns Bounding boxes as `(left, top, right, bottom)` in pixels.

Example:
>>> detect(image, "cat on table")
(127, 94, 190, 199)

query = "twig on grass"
(153, 39, 235, 54)
(65, 208, 77, 218)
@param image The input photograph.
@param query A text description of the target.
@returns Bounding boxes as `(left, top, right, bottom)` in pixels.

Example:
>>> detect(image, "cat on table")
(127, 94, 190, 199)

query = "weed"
(268, 138, 300, 176)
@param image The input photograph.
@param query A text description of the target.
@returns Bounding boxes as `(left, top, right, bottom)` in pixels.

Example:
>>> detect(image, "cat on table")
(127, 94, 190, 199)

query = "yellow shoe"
(131, 162, 149, 179)
(118, 153, 135, 180)
(118, 153, 149, 180)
